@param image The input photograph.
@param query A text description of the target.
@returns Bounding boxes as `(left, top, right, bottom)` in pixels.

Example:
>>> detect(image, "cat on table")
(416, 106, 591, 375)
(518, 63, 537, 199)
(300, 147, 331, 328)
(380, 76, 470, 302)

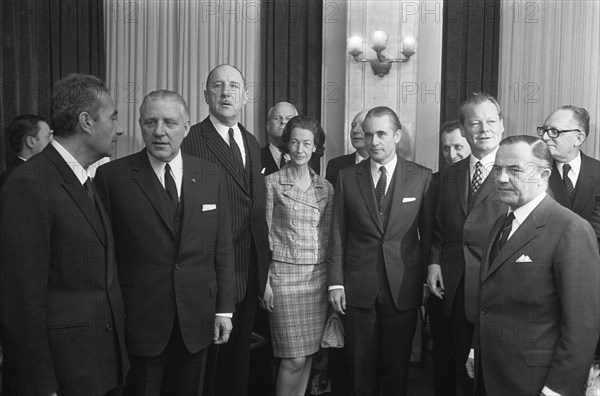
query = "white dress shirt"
(147, 150, 183, 198)
(355, 151, 367, 164)
(556, 151, 581, 188)
(268, 143, 290, 169)
(469, 148, 498, 184)
(370, 155, 397, 195)
(210, 115, 246, 166)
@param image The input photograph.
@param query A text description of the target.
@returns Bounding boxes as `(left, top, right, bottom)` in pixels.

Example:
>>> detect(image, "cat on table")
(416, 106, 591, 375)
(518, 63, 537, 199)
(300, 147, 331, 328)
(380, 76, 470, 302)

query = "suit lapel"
(95, 186, 115, 286)
(180, 155, 202, 235)
(548, 162, 571, 208)
(201, 118, 249, 196)
(385, 157, 412, 234)
(131, 150, 175, 234)
(572, 153, 596, 214)
(472, 171, 496, 209)
(356, 160, 383, 233)
(457, 158, 470, 215)
(45, 145, 106, 246)
(484, 197, 550, 280)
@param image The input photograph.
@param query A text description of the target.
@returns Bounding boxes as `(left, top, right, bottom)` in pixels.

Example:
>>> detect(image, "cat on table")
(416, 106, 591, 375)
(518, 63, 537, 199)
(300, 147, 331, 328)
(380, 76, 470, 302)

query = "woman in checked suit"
(260, 115, 334, 396)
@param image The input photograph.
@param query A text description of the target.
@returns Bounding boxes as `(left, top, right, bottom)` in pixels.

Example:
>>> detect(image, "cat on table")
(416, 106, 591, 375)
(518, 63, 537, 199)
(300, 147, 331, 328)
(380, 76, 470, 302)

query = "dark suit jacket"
(475, 195, 600, 395)
(549, 152, 600, 240)
(429, 156, 507, 322)
(0, 144, 128, 396)
(95, 150, 235, 356)
(327, 156, 433, 311)
(181, 117, 271, 301)
(325, 152, 356, 188)
(0, 157, 24, 189)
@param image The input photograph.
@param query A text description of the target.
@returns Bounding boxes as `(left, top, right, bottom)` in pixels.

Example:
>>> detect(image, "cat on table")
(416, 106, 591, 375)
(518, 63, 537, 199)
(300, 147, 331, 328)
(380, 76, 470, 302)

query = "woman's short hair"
(279, 115, 326, 158)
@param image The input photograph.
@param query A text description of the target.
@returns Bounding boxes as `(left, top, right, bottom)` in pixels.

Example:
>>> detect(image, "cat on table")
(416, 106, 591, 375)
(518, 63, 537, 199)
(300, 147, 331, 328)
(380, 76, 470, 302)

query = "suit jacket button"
(174, 264, 181, 270)
(105, 324, 113, 332)
(481, 308, 487, 315)
(458, 266, 463, 272)
(379, 212, 383, 216)
(313, 208, 319, 213)
(293, 205, 299, 211)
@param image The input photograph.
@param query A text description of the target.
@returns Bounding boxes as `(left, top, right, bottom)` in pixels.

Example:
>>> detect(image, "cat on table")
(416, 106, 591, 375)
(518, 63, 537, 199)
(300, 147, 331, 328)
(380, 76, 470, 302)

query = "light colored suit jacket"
(475, 195, 600, 395)
(265, 164, 333, 265)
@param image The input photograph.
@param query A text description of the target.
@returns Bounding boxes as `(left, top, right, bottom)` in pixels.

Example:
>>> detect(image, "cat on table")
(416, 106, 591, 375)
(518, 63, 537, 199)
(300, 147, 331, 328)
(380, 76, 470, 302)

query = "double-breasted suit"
(327, 156, 433, 395)
(94, 150, 235, 356)
(475, 195, 600, 395)
(0, 144, 128, 396)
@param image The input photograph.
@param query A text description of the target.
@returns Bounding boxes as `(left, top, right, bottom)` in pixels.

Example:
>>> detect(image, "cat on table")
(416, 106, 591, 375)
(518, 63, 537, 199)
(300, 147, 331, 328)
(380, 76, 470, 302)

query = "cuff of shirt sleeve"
(541, 386, 561, 396)
(328, 285, 344, 291)
(216, 313, 233, 318)
(468, 348, 474, 359)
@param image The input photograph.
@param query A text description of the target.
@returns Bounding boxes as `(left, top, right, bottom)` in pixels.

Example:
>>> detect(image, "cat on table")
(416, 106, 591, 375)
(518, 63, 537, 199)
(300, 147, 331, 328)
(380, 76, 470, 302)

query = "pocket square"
(516, 254, 532, 262)
(402, 197, 416, 203)
(202, 204, 217, 211)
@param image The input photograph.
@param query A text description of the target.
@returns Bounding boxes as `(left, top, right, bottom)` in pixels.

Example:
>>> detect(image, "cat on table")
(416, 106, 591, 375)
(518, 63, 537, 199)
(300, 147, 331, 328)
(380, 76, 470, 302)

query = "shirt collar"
(355, 151, 367, 164)
(269, 143, 282, 162)
(51, 140, 91, 185)
(511, 191, 547, 228)
(370, 154, 397, 178)
(147, 149, 183, 184)
(556, 151, 581, 179)
(209, 114, 240, 142)
(17, 155, 28, 162)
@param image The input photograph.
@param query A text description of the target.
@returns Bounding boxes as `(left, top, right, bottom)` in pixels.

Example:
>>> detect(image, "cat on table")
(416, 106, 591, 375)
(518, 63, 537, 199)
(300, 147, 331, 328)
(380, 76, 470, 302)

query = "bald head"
(350, 110, 369, 157)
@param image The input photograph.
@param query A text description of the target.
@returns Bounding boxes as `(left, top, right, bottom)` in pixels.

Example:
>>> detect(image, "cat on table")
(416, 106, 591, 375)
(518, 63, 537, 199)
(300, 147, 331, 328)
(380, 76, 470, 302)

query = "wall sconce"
(347, 31, 416, 77)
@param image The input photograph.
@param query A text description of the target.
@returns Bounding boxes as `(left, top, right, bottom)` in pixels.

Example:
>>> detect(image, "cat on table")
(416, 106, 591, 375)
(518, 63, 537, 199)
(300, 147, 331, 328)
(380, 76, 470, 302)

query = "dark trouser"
(329, 346, 351, 396)
(205, 260, 259, 396)
(450, 279, 474, 396)
(429, 294, 457, 396)
(344, 272, 418, 396)
(124, 321, 208, 396)
(248, 307, 275, 396)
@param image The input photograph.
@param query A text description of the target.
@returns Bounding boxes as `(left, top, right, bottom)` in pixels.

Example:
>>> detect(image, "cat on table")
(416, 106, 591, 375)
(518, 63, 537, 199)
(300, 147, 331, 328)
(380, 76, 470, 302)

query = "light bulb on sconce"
(347, 32, 416, 77)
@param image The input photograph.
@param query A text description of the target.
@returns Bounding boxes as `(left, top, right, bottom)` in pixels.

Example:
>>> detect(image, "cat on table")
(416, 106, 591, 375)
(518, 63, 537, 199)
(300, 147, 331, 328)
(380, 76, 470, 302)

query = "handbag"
(321, 309, 345, 348)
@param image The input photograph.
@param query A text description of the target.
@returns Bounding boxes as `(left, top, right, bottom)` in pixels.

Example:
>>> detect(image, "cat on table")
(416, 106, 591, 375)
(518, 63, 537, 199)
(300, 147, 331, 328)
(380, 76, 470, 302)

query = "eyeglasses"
(536, 127, 581, 138)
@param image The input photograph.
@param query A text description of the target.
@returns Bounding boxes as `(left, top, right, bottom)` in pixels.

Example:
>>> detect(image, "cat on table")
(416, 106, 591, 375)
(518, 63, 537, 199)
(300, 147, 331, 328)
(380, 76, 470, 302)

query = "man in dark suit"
(427, 93, 507, 396)
(261, 101, 296, 176)
(0, 114, 53, 187)
(181, 64, 271, 396)
(467, 135, 600, 395)
(95, 90, 235, 395)
(325, 110, 369, 188)
(0, 73, 128, 396)
(540, 105, 600, 358)
(327, 106, 433, 395)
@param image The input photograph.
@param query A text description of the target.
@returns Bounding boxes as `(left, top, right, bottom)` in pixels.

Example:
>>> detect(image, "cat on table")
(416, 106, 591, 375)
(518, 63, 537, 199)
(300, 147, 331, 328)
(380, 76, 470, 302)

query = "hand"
(465, 356, 475, 379)
(328, 289, 346, 315)
(213, 316, 233, 344)
(259, 283, 274, 313)
(427, 264, 445, 299)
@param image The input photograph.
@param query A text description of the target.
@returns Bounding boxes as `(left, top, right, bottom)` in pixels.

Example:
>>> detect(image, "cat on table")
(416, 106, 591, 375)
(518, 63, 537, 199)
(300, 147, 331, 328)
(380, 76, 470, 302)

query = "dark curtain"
(439, 0, 500, 166)
(0, 0, 105, 172)
(260, 0, 323, 171)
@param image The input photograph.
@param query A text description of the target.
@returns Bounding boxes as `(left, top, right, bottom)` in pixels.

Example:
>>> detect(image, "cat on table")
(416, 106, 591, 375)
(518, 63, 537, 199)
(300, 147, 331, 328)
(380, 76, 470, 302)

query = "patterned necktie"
(164, 163, 178, 205)
(228, 128, 244, 171)
(84, 177, 95, 204)
(375, 166, 387, 210)
(562, 163, 575, 200)
(472, 161, 483, 194)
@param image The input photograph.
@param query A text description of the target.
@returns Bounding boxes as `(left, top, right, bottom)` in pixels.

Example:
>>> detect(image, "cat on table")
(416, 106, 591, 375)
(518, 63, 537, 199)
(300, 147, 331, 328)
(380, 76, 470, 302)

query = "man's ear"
(394, 129, 403, 144)
(183, 120, 191, 138)
(575, 130, 587, 146)
(24, 135, 36, 149)
(540, 168, 552, 184)
(79, 112, 94, 134)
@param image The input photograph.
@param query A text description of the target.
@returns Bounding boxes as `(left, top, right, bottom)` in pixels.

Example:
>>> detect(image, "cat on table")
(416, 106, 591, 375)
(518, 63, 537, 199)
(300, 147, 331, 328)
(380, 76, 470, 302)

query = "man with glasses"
(539, 105, 600, 357)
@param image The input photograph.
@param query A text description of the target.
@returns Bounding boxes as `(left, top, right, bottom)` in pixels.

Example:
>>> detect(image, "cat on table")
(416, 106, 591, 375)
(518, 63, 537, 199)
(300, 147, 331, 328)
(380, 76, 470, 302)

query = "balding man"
(181, 64, 271, 396)
(325, 110, 369, 188)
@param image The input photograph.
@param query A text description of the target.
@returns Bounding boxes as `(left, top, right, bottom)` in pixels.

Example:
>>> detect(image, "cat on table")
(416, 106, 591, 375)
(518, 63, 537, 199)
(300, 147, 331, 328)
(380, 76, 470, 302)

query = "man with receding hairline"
(467, 135, 599, 396)
(182, 64, 270, 396)
(327, 106, 433, 395)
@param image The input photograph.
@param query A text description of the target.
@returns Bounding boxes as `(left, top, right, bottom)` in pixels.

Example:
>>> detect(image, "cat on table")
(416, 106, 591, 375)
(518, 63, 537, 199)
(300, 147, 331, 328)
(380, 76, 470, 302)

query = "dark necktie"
(472, 161, 483, 194)
(375, 166, 387, 210)
(279, 153, 286, 169)
(228, 128, 244, 171)
(490, 212, 515, 263)
(562, 163, 575, 200)
(164, 163, 178, 205)
(84, 177, 95, 204)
